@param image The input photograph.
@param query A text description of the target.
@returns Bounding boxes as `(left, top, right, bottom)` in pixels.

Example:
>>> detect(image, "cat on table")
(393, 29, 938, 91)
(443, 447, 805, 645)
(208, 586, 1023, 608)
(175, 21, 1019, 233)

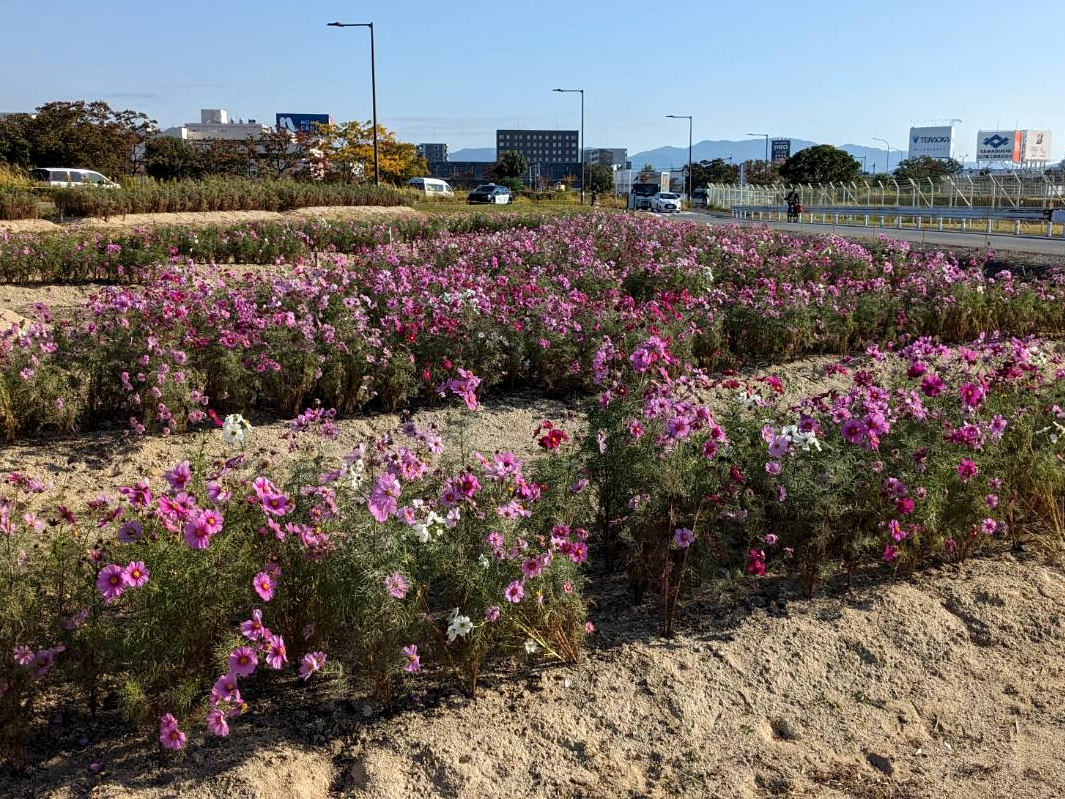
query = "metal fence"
(705, 173, 1065, 212)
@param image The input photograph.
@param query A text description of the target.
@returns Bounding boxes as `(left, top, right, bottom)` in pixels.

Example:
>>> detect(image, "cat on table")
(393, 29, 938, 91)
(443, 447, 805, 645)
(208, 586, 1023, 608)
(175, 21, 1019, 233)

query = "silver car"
(651, 191, 682, 213)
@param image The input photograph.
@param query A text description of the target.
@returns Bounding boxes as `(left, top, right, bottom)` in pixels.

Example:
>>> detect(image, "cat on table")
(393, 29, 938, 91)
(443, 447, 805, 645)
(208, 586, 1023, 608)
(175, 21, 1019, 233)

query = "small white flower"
(478, 554, 491, 570)
(221, 413, 250, 446)
(412, 521, 430, 544)
(447, 613, 473, 642)
(737, 390, 762, 409)
(524, 639, 539, 654)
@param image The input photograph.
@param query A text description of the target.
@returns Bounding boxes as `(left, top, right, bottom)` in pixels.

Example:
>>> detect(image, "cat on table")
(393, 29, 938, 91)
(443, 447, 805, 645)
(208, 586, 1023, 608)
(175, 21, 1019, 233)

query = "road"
(674, 211, 1065, 257)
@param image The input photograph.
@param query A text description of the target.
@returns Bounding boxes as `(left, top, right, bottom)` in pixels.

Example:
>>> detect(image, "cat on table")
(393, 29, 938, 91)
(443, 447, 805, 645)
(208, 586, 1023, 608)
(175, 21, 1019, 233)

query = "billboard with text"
(771, 138, 791, 163)
(275, 113, 331, 133)
(907, 126, 954, 160)
(1022, 129, 1052, 161)
(977, 130, 1021, 162)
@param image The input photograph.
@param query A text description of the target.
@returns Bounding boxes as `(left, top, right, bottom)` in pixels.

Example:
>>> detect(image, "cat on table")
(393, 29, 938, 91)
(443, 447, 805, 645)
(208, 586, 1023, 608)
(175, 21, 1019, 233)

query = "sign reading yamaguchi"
(977, 129, 1021, 162)
(907, 126, 955, 160)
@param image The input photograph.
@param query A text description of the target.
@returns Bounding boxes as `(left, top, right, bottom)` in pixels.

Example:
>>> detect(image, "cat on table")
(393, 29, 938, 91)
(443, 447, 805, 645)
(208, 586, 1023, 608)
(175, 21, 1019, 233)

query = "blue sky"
(2, 0, 1064, 160)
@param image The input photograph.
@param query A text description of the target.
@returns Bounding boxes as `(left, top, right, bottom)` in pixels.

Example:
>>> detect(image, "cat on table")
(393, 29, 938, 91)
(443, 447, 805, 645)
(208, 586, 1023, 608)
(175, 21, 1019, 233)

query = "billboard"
(771, 138, 791, 163)
(977, 130, 1021, 162)
(908, 126, 955, 160)
(1022, 129, 1052, 162)
(275, 113, 331, 133)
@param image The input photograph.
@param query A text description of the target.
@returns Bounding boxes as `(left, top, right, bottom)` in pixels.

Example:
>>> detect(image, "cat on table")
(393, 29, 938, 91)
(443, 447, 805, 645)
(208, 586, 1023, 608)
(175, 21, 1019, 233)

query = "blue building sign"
(275, 113, 331, 133)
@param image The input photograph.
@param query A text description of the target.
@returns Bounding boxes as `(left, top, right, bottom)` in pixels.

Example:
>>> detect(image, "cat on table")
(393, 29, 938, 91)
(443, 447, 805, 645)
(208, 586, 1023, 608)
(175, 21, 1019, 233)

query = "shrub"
(0, 391, 590, 763)
(584, 332, 1065, 633)
(52, 177, 411, 218)
(0, 188, 38, 220)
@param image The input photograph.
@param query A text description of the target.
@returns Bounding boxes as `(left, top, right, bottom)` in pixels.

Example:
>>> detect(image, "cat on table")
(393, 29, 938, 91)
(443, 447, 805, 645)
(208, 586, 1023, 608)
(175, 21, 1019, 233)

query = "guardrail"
(731, 204, 1065, 237)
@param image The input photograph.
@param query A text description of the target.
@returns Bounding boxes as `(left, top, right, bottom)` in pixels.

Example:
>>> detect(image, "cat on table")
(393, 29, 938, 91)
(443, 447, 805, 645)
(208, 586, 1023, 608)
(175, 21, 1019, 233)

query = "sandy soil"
(0, 205, 423, 234)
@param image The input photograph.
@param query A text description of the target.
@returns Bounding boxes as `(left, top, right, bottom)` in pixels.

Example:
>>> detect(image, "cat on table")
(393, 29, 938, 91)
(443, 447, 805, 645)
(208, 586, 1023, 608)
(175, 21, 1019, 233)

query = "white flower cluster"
(222, 414, 251, 446)
(446, 608, 473, 642)
(1037, 421, 1065, 444)
(412, 509, 448, 543)
(737, 390, 762, 409)
(780, 423, 822, 452)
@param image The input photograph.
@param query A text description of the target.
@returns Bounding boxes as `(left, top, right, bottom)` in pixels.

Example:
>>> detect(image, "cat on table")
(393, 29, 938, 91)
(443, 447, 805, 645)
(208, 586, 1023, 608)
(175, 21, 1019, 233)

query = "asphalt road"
(674, 211, 1065, 257)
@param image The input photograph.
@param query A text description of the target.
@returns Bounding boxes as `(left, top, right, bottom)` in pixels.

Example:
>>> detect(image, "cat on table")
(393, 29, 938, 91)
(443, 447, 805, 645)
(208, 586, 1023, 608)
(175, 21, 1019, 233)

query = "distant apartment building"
(417, 143, 448, 163)
(161, 109, 271, 141)
(496, 130, 579, 165)
(428, 160, 493, 184)
(584, 148, 628, 169)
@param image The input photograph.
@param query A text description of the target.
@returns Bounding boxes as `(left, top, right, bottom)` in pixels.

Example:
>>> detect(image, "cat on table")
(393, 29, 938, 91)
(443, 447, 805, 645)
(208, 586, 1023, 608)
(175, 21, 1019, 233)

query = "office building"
(418, 143, 449, 163)
(585, 148, 628, 169)
(496, 130, 579, 165)
(161, 109, 272, 142)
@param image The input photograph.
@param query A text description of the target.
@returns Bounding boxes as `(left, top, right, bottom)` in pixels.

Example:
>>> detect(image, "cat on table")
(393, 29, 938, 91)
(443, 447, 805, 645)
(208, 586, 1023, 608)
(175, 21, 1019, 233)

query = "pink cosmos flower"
(253, 571, 276, 602)
(96, 564, 126, 603)
(384, 572, 409, 599)
(299, 651, 326, 680)
(568, 541, 588, 564)
(206, 708, 230, 737)
(264, 634, 288, 669)
(585, 621, 595, 633)
(183, 514, 213, 549)
(228, 646, 258, 677)
(763, 534, 779, 546)
(369, 473, 401, 522)
(746, 549, 766, 576)
(240, 608, 266, 640)
(765, 461, 782, 475)
(200, 509, 224, 535)
(458, 472, 481, 498)
(981, 518, 997, 535)
(986, 494, 999, 509)
(921, 373, 946, 397)
(767, 436, 789, 459)
(485, 606, 501, 623)
(959, 382, 985, 409)
(957, 459, 978, 482)
(13, 644, 34, 666)
(117, 520, 142, 543)
(882, 544, 899, 562)
(159, 714, 186, 750)
(163, 461, 192, 493)
(122, 561, 150, 588)
(840, 418, 868, 445)
(402, 644, 421, 673)
(520, 557, 543, 578)
(504, 580, 525, 603)
(895, 497, 915, 515)
(261, 492, 292, 517)
(211, 673, 241, 705)
(673, 527, 695, 548)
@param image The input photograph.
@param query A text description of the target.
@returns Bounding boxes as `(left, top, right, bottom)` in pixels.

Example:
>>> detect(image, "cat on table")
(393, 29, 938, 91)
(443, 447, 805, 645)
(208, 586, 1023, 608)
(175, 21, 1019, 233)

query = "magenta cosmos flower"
(957, 459, 979, 482)
(485, 606, 501, 623)
(369, 473, 401, 522)
(211, 673, 241, 705)
(264, 634, 287, 669)
(840, 418, 868, 445)
(206, 707, 230, 737)
(228, 646, 258, 677)
(122, 561, 150, 588)
(299, 651, 326, 680)
(253, 571, 276, 602)
(673, 527, 695, 549)
(384, 572, 409, 599)
(240, 608, 267, 640)
(959, 382, 985, 409)
(163, 461, 192, 493)
(96, 564, 127, 603)
(183, 514, 213, 549)
(504, 580, 525, 603)
(402, 644, 421, 672)
(159, 714, 186, 750)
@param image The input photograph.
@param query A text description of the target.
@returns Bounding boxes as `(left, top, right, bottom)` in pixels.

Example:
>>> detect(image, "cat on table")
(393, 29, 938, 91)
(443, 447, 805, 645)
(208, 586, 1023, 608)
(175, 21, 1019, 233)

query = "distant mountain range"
(449, 139, 903, 171)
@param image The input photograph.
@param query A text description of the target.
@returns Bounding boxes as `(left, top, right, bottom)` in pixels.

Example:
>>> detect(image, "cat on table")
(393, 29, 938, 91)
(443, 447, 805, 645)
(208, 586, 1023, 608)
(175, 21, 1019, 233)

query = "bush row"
(0, 188, 38, 221)
(51, 178, 410, 218)
(0, 211, 565, 283)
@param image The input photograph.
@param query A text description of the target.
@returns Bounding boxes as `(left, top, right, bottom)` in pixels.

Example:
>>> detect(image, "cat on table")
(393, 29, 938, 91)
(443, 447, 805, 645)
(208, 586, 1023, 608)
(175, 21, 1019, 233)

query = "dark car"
(467, 183, 512, 205)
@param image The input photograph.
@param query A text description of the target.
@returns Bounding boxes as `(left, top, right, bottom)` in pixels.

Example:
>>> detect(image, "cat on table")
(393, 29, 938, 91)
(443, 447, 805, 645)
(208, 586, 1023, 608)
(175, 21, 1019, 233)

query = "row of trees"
(0, 101, 427, 184)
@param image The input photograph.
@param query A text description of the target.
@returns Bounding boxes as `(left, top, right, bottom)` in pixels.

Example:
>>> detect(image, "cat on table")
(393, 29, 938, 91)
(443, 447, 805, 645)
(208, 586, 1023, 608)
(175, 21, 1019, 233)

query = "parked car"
(467, 184, 512, 204)
(650, 191, 682, 213)
(31, 168, 119, 188)
(407, 177, 454, 197)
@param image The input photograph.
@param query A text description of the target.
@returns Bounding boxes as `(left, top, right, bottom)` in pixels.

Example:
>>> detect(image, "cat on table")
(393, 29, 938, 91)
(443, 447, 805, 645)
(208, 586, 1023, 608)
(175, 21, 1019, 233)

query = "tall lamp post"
(328, 21, 379, 186)
(667, 114, 693, 203)
(553, 88, 584, 204)
(747, 132, 769, 182)
(873, 137, 891, 175)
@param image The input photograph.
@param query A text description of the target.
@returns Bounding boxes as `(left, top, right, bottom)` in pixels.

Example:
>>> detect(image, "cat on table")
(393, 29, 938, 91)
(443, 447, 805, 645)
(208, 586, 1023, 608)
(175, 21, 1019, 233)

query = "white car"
(32, 168, 119, 188)
(650, 191, 682, 213)
(406, 177, 454, 197)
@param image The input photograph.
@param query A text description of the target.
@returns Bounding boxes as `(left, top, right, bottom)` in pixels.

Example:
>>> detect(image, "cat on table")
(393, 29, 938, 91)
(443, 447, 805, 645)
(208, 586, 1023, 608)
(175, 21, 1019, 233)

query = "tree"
(0, 100, 155, 177)
(742, 159, 782, 186)
(493, 150, 528, 180)
(586, 164, 614, 193)
(690, 158, 739, 186)
(779, 145, 860, 184)
(143, 138, 208, 181)
(893, 156, 963, 181)
(252, 129, 312, 179)
(312, 121, 426, 183)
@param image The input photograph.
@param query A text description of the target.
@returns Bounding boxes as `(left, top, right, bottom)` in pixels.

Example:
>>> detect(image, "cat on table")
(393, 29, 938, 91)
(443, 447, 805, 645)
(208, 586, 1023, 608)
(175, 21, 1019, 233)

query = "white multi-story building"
(161, 109, 271, 141)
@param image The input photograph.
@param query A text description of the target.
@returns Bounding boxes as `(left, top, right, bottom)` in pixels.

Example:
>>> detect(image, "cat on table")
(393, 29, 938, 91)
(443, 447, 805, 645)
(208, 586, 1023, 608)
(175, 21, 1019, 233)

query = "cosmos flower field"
(2, 213, 1064, 761)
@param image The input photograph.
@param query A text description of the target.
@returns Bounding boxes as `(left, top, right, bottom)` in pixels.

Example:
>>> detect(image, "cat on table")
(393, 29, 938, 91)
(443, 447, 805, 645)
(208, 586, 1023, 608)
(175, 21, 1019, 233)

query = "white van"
(407, 177, 453, 197)
(31, 168, 119, 188)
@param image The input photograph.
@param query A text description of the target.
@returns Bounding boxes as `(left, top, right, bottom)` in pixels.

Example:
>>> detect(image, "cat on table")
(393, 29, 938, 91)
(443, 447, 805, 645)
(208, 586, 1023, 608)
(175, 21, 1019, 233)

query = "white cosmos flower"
(524, 639, 539, 654)
(478, 554, 491, 570)
(221, 413, 250, 446)
(446, 613, 473, 642)
(412, 521, 430, 544)
(737, 390, 762, 409)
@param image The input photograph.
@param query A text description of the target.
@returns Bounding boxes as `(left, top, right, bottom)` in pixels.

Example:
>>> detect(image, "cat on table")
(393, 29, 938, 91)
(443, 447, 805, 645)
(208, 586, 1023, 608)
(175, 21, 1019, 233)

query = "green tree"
(250, 129, 313, 179)
(690, 158, 739, 186)
(893, 155, 963, 181)
(493, 150, 529, 180)
(0, 101, 155, 177)
(586, 164, 614, 193)
(143, 138, 208, 180)
(779, 145, 861, 184)
(742, 159, 782, 186)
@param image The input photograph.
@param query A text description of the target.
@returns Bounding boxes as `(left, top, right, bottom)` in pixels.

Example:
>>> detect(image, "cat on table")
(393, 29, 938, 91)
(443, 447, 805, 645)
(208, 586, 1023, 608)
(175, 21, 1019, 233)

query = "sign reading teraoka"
(907, 126, 955, 160)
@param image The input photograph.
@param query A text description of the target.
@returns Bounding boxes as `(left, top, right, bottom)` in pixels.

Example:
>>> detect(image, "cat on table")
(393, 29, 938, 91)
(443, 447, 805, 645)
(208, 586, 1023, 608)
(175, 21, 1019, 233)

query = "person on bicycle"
(785, 188, 800, 222)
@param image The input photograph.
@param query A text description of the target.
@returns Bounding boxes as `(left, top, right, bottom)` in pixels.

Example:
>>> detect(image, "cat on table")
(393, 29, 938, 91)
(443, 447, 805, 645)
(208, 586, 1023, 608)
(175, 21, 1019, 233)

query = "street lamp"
(553, 88, 584, 204)
(873, 137, 891, 175)
(328, 21, 379, 186)
(747, 133, 769, 181)
(667, 115, 692, 203)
